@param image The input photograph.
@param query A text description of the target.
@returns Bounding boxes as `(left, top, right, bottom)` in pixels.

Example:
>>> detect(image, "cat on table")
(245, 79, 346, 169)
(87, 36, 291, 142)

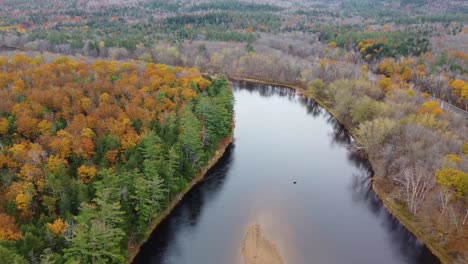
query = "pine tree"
(64, 171, 125, 263)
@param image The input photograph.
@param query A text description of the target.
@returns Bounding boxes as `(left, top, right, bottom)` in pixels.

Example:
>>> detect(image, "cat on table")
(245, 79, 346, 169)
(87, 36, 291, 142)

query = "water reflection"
(134, 82, 439, 264)
(232, 81, 298, 101)
(301, 98, 323, 117)
(233, 82, 438, 263)
(133, 144, 235, 264)
(350, 172, 439, 263)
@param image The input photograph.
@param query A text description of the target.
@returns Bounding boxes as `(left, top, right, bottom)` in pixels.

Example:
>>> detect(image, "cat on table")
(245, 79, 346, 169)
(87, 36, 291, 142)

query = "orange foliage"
(47, 218, 67, 236)
(105, 150, 119, 165)
(192, 77, 211, 91)
(0, 55, 214, 223)
(49, 130, 73, 159)
(121, 131, 140, 150)
(78, 138, 95, 159)
(0, 214, 23, 241)
(17, 164, 41, 181)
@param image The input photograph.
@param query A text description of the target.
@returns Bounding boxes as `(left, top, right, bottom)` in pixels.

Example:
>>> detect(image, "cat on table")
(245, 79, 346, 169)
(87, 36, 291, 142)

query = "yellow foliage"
(436, 168, 468, 198)
(121, 131, 140, 150)
(361, 65, 368, 79)
(449, 79, 468, 100)
(328, 41, 337, 48)
(50, 130, 73, 158)
(377, 59, 398, 77)
(31, 56, 43, 66)
(8, 143, 28, 162)
(47, 218, 67, 236)
(377, 77, 393, 94)
(405, 89, 415, 97)
(11, 53, 30, 66)
(181, 88, 197, 100)
(77, 165, 97, 184)
(46, 155, 67, 173)
(37, 120, 52, 135)
(53, 56, 69, 65)
(17, 164, 37, 181)
(0, 117, 8, 134)
(422, 92, 431, 99)
(80, 97, 93, 112)
(417, 101, 443, 117)
(193, 77, 211, 91)
(416, 64, 425, 72)
(319, 59, 335, 69)
(12, 79, 25, 94)
(445, 154, 461, 164)
(80, 128, 95, 139)
(99, 93, 111, 103)
(15, 193, 30, 212)
(401, 67, 412, 81)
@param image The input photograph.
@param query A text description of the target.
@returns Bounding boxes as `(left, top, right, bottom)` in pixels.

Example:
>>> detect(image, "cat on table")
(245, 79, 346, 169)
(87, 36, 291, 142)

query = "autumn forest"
(0, 0, 467, 263)
(0, 54, 234, 263)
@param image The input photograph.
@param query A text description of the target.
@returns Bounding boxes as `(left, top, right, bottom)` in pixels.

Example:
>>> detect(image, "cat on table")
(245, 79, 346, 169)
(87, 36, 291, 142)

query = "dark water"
(133, 82, 439, 264)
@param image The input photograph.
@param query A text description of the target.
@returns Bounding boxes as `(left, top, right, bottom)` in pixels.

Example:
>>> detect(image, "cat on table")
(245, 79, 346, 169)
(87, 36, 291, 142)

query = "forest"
(0, 54, 234, 263)
(0, 0, 467, 263)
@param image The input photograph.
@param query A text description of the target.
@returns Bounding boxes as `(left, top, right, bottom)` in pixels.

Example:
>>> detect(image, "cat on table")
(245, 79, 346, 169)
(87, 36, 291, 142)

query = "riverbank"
(126, 132, 234, 263)
(229, 76, 450, 264)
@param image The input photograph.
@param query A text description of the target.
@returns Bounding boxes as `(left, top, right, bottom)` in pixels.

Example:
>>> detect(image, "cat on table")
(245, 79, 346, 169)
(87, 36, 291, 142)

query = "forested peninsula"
(0, 54, 234, 263)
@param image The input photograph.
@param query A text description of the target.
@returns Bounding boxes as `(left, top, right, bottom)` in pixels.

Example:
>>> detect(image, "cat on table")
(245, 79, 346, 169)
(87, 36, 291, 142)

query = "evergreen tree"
(64, 171, 125, 263)
(179, 104, 203, 169)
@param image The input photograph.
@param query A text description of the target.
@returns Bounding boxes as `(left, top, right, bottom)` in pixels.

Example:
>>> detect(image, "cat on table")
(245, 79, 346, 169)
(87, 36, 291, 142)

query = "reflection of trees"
(351, 172, 439, 264)
(234, 81, 438, 264)
(137, 82, 439, 264)
(133, 144, 235, 264)
(327, 116, 352, 146)
(299, 96, 322, 117)
(235, 80, 372, 171)
(232, 81, 297, 101)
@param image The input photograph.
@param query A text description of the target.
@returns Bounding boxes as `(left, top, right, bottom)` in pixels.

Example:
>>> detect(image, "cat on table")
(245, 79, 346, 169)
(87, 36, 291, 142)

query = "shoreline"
(126, 132, 234, 263)
(229, 75, 450, 264)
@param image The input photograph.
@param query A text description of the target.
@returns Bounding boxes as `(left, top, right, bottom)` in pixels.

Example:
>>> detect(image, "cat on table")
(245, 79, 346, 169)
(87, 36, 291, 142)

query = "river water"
(133, 81, 439, 264)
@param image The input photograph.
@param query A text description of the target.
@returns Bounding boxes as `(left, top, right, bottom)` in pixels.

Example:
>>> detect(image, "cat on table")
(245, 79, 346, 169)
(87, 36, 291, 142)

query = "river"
(133, 81, 439, 264)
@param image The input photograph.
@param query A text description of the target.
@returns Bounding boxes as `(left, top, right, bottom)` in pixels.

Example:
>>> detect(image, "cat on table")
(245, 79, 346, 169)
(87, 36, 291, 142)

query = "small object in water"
(293, 181, 297, 184)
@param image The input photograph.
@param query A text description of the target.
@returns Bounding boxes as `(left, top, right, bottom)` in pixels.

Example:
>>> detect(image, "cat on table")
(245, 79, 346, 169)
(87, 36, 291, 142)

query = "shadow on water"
(233, 81, 439, 263)
(134, 81, 439, 264)
(350, 172, 440, 264)
(232, 81, 298, 101)
(133, 143, 235, 264)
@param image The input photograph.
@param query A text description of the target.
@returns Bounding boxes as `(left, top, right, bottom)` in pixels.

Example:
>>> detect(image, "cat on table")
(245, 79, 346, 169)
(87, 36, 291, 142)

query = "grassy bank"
(229, 75, 451, 264)
(126, 132, 234, 263)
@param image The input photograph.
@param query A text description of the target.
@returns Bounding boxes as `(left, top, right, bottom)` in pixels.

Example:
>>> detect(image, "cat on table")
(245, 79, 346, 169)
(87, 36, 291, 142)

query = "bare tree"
(394, 165, 435, 215)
